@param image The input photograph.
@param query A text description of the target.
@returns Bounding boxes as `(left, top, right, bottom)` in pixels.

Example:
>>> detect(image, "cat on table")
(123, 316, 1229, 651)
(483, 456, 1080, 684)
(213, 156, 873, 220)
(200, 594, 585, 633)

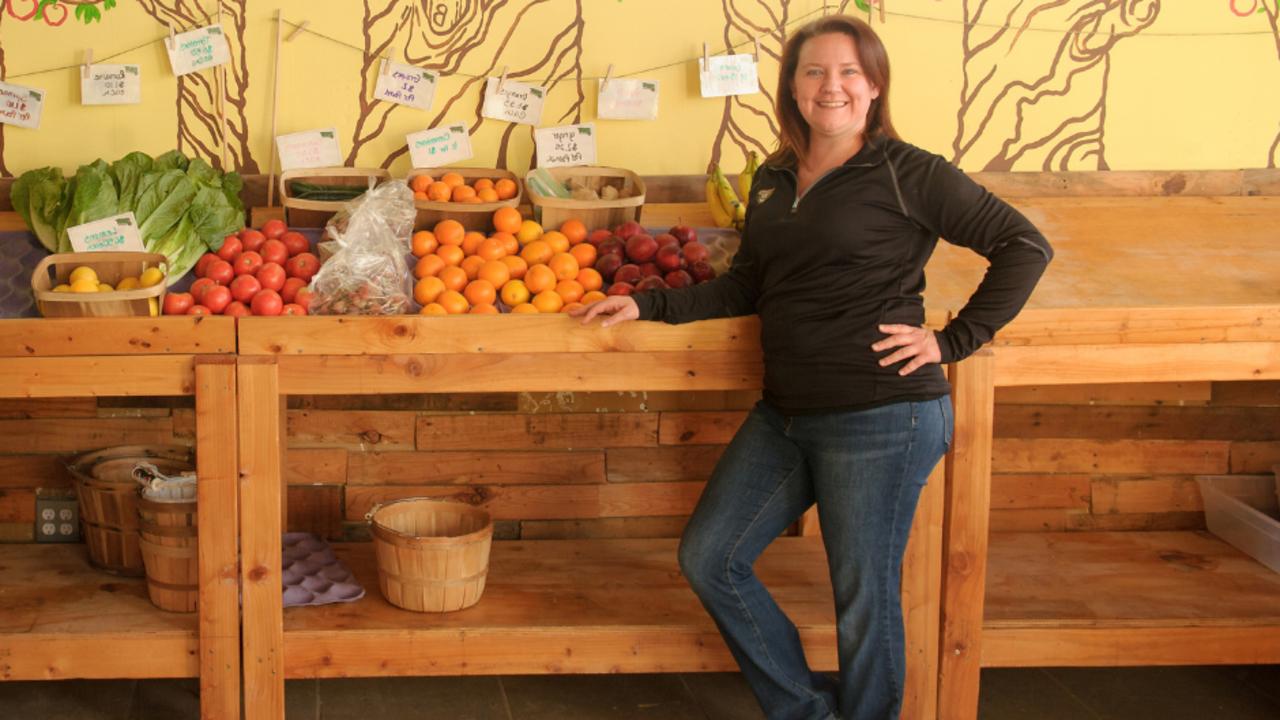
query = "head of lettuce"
(10, 150, 244, 286)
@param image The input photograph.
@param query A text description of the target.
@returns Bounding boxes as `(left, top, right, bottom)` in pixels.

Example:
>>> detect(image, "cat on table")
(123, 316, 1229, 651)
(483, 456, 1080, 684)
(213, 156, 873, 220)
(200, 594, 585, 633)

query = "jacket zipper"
(776, 158, 881, 214)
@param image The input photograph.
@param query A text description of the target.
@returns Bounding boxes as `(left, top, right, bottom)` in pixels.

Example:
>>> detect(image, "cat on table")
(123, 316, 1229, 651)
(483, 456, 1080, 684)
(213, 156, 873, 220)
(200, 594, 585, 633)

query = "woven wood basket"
(279, 167, 392, 228)
(31, 252, 168, 317)
(523, 166, 645, 232)
(369, 498, 492, 613)
(68, 445, 193, 576)
(406, 167, 522, 232)
(137, 493, 198, 613)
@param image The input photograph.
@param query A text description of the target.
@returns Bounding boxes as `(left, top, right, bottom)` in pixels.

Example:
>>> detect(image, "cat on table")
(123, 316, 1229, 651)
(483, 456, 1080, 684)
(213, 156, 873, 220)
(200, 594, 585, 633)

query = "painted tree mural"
(952, 0, 1160, 171)
(1263, 3, 1280, 167)
(136, 0, 259, 172)
(350, 0, 585, 169)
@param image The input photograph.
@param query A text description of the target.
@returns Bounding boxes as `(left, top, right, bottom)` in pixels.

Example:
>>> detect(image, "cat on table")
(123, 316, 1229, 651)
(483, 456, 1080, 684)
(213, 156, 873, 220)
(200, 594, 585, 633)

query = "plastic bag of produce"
(309, 180, 415, 315)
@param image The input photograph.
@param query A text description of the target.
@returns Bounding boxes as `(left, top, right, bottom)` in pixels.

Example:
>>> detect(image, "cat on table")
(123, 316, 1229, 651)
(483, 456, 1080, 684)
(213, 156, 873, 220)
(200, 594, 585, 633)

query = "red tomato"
(189, 278, 216, 304)
(250, 289, 284, 316)
(206, 259, 234, 286)
(280, 277, 306, 304)
(285, 252, 321, 281)
(240, 229, 266, 253)
(261, 219, 287, 240)
(256, 262, 286, 292)
(259, 239, 288, 266)
(233, 251, 264, 276)
(294, 287, 315, 312)
(216, 235, 242, 261)
(229, 274, 262, 303)
(162, 292, 194, 315)
(194, 252, 219, 278)
(201, 285, 232, 314)
(223, 301, 251, 318)
(280, 231, 309, 257)
(186, 305, 211, 315)
(281, 303, 307, 316)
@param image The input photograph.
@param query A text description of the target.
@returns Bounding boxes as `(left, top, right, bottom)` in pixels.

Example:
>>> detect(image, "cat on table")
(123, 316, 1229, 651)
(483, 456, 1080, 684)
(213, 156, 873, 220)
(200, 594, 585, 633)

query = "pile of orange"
(409, 172, 519, 204)
(410, 209, 606, 315)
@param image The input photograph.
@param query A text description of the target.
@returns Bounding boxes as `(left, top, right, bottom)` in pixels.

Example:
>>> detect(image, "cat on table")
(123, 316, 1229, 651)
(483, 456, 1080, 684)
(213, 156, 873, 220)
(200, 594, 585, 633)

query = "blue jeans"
(679, 398, 953, 720)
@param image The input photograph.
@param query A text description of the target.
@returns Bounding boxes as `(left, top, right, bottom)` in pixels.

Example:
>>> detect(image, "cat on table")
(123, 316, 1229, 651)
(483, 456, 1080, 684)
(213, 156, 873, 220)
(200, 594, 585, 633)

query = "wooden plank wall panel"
(344, 482, 705, 522)
(347, 451, 606, 485)
(417, 413, 658, 449)
(287, 485, 344, 540)
(285, 448, 348, 486)
(0, 417, 178, 453)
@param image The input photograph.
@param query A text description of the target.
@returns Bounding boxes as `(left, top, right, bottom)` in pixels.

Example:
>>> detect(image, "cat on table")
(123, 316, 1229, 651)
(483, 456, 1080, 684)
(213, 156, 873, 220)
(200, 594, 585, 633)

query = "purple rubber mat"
(282, 532, 365, 607)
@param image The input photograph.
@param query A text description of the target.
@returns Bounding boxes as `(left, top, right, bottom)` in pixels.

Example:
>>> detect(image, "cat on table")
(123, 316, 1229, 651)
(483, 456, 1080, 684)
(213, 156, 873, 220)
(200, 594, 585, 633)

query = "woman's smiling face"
(792, 32, 880, 143)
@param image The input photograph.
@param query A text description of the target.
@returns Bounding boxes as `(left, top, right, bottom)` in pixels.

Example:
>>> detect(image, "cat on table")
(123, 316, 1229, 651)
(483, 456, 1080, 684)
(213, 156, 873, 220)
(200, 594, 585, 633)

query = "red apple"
(625, 234, 658, 263)
(613, 263, 642, 286)
(606, 282, 635, 296)
(614, 221, 643, 240)
(682, 241, 710, 265)
(586, 229, 613, 247)
(654, 233, 679, 248)
(638, 262, 661, 279)
(689, 260, 717, 283)
(669, 224, 698, 246)
(665, 270, 694, 288)
(634, 276, 668, 292)
(655, 243, 683, 272)
(593, 253, 623, 281)
(597, 238, 626, 258)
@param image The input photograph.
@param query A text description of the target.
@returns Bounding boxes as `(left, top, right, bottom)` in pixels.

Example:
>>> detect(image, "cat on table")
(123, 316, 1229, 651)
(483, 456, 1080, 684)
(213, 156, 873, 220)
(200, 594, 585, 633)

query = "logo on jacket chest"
(755, 188, 775, 205)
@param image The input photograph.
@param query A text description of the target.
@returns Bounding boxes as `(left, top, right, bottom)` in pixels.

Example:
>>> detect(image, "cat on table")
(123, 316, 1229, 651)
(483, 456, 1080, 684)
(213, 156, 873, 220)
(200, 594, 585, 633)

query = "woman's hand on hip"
(570, 296, 639, 327)
(872, 324, 941, 376)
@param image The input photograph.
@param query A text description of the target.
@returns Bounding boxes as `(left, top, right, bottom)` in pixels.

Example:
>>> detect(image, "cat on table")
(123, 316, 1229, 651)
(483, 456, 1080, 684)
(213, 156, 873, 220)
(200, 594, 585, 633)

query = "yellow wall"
(1, 0, 1277, 178)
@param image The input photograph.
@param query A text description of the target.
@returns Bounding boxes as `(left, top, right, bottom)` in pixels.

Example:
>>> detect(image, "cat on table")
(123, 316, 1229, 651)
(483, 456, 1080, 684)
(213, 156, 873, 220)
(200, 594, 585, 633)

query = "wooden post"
(937, 350, 995, 720)
(238, 358, 285, 720)
(900, 460, 945, 720)
(195, 356, 240, 720)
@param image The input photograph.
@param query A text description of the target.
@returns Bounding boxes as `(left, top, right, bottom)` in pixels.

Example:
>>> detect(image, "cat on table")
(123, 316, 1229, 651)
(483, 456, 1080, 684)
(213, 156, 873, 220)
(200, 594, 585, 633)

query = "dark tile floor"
(1, 666, 1277, 719)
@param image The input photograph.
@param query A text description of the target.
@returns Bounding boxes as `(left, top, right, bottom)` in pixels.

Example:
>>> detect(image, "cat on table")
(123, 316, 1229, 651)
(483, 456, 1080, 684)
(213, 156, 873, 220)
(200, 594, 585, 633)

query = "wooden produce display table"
(0, 317, 241, 719)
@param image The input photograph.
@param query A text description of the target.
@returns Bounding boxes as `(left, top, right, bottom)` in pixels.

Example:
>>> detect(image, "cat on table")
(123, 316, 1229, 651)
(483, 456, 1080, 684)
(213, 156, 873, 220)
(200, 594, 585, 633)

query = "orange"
(494, 178, 518, 200)
(576, 267, 603, 292)
(542, 231, 570, 254)
(410, 174, 433, 193)
(476, 237, 508, 261)
(414, 253, 446, 279)
(435, 219, 465, 246)
(569, 243, 597, 269)
(554, 279, 585, 304)
(451, 185, 477, 203)
(510, 302, 539, 314)
(463, 279, 496, 307)
(437, 290, 470, 315)
(411, 230, 438, 257)
(516, 219, 543, 244)
(427, 181, 452, 202)
(581, 290, 607, 305)
(560, 219, 588, 245)
(478, 259, 511, 288)
(548, 252, 580, 281)
(437, 244, 465, 267)
(561, 302, 584, 314)
(493, 231, 519, 255)
(420, 302, 447, 316)
(500, 254, 528, 279)
(461, 231, 486, 256)
(524, 264, 556, 294)
(460, 196, 484, 204)
(520, 240, 554, 266)
(441, 172, 465, 188)
(477, 188, 500, 203)
(500, 279, 530, 306)
(531, 289, 564, 314)
(414, 276, 446, 305)
(469, 303, 499, 315)
(438, 265, 468, 292)
(493, 207, 523, 235)
(460, 254, 486, 281)
(474, 178, 495, 192)
(413, 190, 428, 201)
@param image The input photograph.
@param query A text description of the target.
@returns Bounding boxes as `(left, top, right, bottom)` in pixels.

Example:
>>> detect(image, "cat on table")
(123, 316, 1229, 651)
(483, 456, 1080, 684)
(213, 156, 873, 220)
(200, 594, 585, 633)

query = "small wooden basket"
(280, 167, 392, 228)
(31, 252, 168, 318)
(407, 167, 522, 232)
(523, 166, 645, 231)
(368, 498, 492, 613)
(137, 492, 198, 613)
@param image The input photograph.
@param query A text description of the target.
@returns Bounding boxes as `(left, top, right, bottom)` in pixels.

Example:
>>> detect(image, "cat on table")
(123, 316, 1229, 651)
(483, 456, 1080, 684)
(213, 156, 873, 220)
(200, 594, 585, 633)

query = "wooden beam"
(995, 343, 1280, 387)
(0, 356, 195, 397)
(0, 317, 235, 357)
(982, 627, 1280, 667)
(900, 460, 945, 720)
(995, 306, 1280, 346)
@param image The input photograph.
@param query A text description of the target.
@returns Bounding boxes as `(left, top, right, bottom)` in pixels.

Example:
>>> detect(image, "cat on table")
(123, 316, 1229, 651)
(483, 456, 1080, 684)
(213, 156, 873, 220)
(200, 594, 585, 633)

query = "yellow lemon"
(68, 266, 98, 286)
(139, 267, 165, 288)
(116, 276, 141, 291)
(52, 284, 72, 293)
(515, 219, 543, 245)
(97, 282, 114, 292)
(70, 277, 100, 293)
(148, 297, 160, 317)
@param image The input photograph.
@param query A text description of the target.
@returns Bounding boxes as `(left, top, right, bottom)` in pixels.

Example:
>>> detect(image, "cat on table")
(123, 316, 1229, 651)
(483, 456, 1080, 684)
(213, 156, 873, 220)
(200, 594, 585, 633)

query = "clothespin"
(381, 46, 396, 76)
(702, 42, 710, 71)
(498, 65, 509, 92)
(166, 22, 176, 51)
(601, 64, 613, 92)
(752, 36, 761, 63)
(286, 20, 309, 42)
(879, 0, 887, 23)
(82, 48, 93, 79)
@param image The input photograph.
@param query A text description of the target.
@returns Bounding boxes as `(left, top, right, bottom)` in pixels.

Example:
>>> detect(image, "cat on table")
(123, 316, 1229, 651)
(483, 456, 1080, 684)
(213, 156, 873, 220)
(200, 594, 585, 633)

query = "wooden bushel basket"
(31, 252, 168, 317)
(523, 166, 646, 232)
(137, 493, 198, 613)
(407, 167, 522, 232)
(368, 498, 493, 613)
(69, 446, 193, 576)
(279, 167, 392, 228)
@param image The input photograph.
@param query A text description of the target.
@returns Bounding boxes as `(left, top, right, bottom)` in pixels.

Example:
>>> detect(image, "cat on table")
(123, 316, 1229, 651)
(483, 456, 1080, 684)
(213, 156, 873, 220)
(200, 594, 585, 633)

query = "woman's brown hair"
(767, 14, 898, 167)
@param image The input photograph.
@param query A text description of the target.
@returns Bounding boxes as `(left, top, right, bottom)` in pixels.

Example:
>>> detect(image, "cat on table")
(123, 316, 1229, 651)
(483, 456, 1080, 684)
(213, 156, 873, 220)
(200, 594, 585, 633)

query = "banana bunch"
(706, 151, 759, 232)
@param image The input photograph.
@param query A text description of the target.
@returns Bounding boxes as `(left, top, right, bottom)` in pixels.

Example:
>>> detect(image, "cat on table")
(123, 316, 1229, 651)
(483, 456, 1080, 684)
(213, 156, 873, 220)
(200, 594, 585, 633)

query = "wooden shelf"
(982, 531, 1280, 667)
(282, 537, 837, 677)
(0, 544, 198, 680)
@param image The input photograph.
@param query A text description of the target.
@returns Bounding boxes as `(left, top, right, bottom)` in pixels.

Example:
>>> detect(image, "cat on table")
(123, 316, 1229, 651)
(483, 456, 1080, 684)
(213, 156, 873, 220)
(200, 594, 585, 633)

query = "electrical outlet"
(35, 498, 80, 543)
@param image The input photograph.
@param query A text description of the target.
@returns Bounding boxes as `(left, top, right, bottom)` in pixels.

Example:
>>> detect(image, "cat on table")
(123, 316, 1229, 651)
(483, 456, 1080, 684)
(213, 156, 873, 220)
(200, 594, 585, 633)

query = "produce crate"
(31, 252, 167, 318)
(280, 167, 391, 228)
(524, 166, 645, 231)
(407, 167, 521, 232)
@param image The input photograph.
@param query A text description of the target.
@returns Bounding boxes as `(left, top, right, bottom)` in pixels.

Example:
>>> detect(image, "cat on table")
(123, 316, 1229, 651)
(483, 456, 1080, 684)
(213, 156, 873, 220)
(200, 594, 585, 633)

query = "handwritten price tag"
(67, 212, 146, 253)
(166, 25, 231, 77)
(0, 81, 43, 129)
(598, 78, 659, 121)
(407, 124, 474, 169)
(699, 54, 759, 98)
(81, 64, 142, 106)
(535, 123, 597, 169)
(481, 77, 546, 126)
(276, 128, 344, 171)
(374, 62, 437, 112)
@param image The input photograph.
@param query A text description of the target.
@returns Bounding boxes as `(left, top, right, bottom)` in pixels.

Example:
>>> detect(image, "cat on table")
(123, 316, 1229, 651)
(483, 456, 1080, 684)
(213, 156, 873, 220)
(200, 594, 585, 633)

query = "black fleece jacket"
(633, 137, 1052, 415)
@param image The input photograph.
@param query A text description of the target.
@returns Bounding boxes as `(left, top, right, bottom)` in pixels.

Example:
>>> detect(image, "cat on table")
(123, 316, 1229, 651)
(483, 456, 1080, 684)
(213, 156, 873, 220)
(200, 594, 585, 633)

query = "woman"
(573, 15, 1051, 720)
